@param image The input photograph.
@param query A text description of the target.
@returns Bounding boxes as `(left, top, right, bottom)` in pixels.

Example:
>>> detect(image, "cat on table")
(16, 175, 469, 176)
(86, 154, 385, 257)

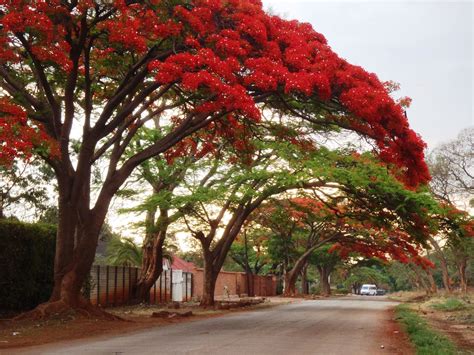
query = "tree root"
(13, 299, 123, 322)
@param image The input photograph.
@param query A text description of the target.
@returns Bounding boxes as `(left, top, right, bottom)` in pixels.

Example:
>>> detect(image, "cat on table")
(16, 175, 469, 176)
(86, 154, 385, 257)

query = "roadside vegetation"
(431, 298, 468, 312)
(393, 293, 474, 354)
(395, 304, 457, 355)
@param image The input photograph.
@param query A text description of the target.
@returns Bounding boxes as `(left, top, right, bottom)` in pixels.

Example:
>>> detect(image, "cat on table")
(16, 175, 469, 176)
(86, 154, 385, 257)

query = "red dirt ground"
(0, 301, 281, 350)
(382, 308, 415, 355)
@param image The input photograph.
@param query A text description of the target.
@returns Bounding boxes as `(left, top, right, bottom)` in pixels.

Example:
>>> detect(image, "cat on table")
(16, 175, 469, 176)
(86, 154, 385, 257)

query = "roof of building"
(167, 255, 197, 272)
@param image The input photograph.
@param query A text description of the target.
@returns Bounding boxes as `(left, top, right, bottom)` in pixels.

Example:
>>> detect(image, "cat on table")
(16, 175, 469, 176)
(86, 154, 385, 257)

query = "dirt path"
(8, 296, 413, 355)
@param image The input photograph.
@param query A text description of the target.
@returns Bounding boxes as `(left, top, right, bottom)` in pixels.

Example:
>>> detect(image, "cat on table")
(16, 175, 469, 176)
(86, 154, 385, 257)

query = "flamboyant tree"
(309, 244, 343, 296)
(0, 0, 430, 314)
(256, 149, 440, 296)
(344, 265, 390, 294)
(436, 205, 474, 293)
(120, 127, 210, 301)
(181, 137, 335, 306)
(259, 197, 338, 296)
(229, 227, 269, 296)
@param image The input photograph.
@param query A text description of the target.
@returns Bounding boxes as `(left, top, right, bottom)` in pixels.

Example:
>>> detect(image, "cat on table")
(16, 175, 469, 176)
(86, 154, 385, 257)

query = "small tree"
(106, 236, 143, 268)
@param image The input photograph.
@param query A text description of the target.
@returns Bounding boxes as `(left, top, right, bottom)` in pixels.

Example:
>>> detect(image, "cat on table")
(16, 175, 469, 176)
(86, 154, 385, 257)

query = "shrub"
(431, 298, 467, 312)
(0, 219, 56, 311)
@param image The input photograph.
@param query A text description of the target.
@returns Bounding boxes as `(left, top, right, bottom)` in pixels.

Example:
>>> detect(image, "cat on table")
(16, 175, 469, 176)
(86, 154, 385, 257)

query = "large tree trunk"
(197, 207, 252, 306)
(134, 230, 166, 302)
(133, 207, 170, 302)
(201, 251, 218, 307)
(282, 236, 336, 297)
(197, 228, 223, 307)
(283, 270, 298, 296)
(245, 267, 254, 297)
(428, 236, 452, 293)
(317, 266, 332, 296)
(18, 165, 116, 320)
(50, 179, 101, 307)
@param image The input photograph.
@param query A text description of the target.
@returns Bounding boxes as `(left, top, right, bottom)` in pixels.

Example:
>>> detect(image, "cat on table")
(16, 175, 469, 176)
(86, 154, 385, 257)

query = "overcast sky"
(262, 0, 473, 151)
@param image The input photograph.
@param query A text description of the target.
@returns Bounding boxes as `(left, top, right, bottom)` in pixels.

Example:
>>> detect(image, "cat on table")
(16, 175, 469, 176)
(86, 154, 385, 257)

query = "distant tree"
(178, 248, 205, 269)
(229, 227, 270, 296)
(309, 245, 343, 296)
(0, 159, 53, 220)
(344, 266, 390, 294)
(428, 127, 473, 207)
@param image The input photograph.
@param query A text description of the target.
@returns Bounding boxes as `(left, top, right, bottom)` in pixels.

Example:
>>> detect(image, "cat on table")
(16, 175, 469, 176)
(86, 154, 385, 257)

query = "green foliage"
(344, 265, 390, 290)
(431, 298, 467, 312)
(309, 244, 342, 269)
(0, 160, 54, 219)
(229, 229, 270, 274)
(386, 261, 417, 291)
(106, 236, 143, 267)
(0, 219, 56, 310)
(178, 249, 204, 268)
(395, 304, 457, 355)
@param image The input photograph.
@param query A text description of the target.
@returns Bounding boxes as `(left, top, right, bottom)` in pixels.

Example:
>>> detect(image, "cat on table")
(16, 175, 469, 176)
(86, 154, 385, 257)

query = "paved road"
(13, 296, 407, 355)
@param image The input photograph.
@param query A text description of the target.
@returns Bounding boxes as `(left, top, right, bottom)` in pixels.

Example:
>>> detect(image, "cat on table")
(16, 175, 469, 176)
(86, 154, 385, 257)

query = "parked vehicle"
(376, 288, 386, 295)
(360, 284, 377, 296)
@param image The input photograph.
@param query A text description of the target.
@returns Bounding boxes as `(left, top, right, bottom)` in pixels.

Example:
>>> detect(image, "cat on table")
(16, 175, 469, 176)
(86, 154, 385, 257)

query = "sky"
(262, 0, 473, 151)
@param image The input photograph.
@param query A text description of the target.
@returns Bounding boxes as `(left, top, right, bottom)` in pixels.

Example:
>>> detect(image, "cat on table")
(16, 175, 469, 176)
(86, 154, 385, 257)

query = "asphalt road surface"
(13, 296, 408, 355)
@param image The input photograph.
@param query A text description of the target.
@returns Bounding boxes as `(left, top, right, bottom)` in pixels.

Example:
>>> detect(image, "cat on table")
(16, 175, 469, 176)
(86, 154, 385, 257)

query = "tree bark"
(133, 204, 171, 302)
(201, 247, 218, 307)
(282, 235, 336, 297)
(134, 230, 166, 302)
(428, 236, 452, 293)
(32, 156, 116, 318)
(301, 264, 309, 295)
(410, 264, 431, 294)
(197, 206, 252, 306)
(458, 259, 468, 293)
(48, 171, 98, 306)
(317, 266, 332, 296)
(283, 270, 298, 296)
(425, 268, 438, 295)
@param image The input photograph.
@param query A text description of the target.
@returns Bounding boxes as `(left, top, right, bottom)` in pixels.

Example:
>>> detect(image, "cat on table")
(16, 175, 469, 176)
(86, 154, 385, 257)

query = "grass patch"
(431, 298, 467, 312)
(395, 304, 457, 355)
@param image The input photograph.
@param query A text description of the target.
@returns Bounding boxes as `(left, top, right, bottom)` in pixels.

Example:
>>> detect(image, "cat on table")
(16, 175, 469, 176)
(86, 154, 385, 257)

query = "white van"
(360, 284, 377, 296)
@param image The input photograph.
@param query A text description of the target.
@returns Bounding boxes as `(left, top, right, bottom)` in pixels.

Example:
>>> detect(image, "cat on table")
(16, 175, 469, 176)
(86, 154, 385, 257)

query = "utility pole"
(244, 229, 253, 297)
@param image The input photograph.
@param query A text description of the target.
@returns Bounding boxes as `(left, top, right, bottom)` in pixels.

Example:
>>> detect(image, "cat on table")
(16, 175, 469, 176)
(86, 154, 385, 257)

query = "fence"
(88, 265, 193, 307)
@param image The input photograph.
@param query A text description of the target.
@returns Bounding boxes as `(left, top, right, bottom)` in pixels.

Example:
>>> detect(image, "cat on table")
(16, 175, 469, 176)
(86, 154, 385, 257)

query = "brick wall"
(88, 264, 276, 306)
(192, 268, 277, 299)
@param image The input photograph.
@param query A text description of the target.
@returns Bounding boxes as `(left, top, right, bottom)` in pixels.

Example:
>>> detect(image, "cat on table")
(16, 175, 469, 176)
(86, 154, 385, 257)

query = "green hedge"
(0, 220, 56, 311)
